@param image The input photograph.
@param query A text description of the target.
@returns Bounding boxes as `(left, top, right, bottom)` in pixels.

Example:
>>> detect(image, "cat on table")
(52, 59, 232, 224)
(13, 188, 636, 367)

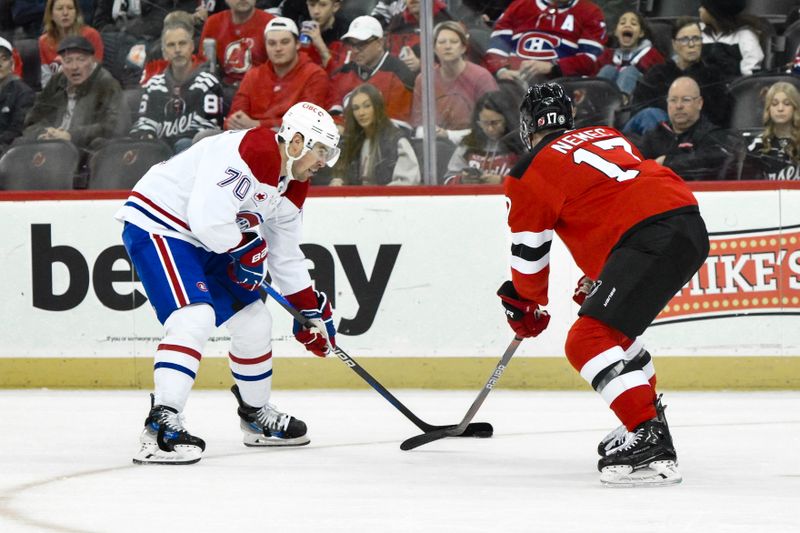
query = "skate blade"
(243, 433, 310, 447)
(600, 460, 682, 488)
(132, 443, 203, 465)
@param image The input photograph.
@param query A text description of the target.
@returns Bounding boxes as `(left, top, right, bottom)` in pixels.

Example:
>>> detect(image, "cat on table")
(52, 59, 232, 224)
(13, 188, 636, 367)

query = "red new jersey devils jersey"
(505, 126, 698, 305)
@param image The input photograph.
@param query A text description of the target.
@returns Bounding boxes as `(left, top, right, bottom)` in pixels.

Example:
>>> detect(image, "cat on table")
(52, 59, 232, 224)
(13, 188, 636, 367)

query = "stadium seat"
(780, 19, 800, 67)
(0, 141, 79, 190)
(13, 38, 41, 90)
(88, 139, 173, 189)
(640, 0, 701, 21)
(552, 77, 625, 129)
(411, 137, 455, 185)
(743, 0, 799, 27)
(123, 87, 144, 126)
(647, 19, 674, 58)
(728, 74, 800, 130)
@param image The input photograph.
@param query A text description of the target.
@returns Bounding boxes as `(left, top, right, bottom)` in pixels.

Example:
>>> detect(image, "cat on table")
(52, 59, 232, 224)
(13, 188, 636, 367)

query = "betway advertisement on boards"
(0, 188, 798, 358)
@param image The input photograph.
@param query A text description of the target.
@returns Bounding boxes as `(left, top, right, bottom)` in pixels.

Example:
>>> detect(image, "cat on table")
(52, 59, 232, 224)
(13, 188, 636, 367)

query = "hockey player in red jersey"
(498, 83, 709, 486)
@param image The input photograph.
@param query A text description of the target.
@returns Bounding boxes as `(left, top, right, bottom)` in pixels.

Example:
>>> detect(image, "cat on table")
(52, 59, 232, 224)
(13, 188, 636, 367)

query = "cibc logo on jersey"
(516, 31, 561, 61)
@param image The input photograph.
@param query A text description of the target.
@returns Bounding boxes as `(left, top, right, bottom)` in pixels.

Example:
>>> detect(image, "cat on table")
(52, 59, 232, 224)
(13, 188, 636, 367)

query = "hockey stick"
(400, 335, 523, 451)
(260, 281, 493, 438)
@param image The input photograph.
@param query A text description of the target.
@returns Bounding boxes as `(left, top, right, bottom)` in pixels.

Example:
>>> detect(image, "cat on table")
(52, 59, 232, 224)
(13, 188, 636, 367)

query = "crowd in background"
(2, 0, 800, 189)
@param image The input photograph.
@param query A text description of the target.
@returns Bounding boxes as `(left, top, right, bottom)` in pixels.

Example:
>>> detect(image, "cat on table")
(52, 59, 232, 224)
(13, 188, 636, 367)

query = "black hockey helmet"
(519, 82, 574, 150)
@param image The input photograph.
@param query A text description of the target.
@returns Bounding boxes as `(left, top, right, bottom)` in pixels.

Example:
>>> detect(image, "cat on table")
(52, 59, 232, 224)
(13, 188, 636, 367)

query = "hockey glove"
(227, 232, 268, 291)
(293, 290, 336, 357)
(497, 280, 551, 338)
(572, 275, 595, 306)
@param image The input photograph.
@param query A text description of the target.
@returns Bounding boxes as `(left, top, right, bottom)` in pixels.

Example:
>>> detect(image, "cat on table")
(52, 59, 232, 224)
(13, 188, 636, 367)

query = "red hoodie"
(225, 52, 331, 130)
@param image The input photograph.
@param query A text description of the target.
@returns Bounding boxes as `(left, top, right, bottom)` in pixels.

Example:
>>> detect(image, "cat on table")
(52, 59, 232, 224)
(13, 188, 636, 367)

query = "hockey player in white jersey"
(116, 101, 341, 465)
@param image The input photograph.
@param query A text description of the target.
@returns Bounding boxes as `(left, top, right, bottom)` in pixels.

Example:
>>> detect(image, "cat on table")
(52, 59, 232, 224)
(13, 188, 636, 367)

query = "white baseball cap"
(0, 37, 13, 56)
(342, 16, 383, 42)
(265, 16, 299, 37)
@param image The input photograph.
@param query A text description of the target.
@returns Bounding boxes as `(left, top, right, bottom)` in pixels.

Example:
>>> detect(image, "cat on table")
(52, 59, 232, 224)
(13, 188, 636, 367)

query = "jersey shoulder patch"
(239, 128, 282, 187)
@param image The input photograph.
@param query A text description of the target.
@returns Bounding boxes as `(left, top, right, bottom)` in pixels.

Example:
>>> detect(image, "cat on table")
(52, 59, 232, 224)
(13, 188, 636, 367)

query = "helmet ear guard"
(519, 82, 574, 151)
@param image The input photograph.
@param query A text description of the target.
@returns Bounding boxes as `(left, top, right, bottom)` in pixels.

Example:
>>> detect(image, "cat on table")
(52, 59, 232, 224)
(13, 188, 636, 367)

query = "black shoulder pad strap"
(509, 129, 567, 179)
(509, 152, 535, 179)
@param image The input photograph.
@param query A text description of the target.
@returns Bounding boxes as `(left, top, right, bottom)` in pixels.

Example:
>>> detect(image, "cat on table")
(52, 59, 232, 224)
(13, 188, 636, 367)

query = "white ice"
(0, 389, 798, 533)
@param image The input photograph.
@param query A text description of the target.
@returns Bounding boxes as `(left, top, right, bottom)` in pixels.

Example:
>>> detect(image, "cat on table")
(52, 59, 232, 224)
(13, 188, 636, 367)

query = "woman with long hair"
(745, 82, 800, 180)
(330, 83, 420, 186)
(410, 20, 497, 144)
(699, 0, 763, 78)
(442, 90, 524, 185)
(39, 0, 103, 86)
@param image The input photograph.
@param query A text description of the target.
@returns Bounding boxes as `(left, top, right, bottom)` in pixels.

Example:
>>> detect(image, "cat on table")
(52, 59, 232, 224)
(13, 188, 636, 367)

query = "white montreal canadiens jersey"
(114, 127, 313, 295)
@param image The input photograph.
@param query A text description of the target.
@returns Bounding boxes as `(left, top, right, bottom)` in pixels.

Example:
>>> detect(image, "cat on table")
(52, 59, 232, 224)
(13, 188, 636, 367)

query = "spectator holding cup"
(300, 0, 348, 73)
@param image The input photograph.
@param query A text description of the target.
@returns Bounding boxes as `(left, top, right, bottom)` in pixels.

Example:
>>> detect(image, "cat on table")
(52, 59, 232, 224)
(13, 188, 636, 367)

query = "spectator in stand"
(745, 82, 800, 181)
(22, 36, 122, 153)
(330, 15, 416, 126)
(385, 0, 450, 75)
(371, 0, 404, 27)
(486, 0, 606, 84)
(299, 0, 349, 73)
(93, 0, 207, 40)
(625, 17, 731, 136)
(637, 76, 738, 181)
(443, 90, 523, 185)
(699, 0, 763, 79)
(596, 10, 663, 99)
(130, 19, 223, 154)
(140, 10, 207, 85)
(330, 83, 420, 186)
(225, 17, 329, 130)
(199, 0, 274, 87)
(6, 0, 46, 38)
(39, 0, 104, 87)
(410, 21, 497, 144)
(0, 38, 36, 153)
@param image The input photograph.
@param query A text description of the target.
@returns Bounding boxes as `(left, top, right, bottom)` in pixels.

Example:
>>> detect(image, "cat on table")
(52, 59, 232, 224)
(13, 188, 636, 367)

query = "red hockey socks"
(565, 316, 657, 430)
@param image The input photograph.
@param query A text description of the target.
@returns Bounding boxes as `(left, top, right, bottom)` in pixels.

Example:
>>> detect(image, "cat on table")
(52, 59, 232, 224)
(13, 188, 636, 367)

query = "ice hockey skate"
(133, 394, 206, 465)
(231, 385, 310, 447)
(598, 396, 681, 487)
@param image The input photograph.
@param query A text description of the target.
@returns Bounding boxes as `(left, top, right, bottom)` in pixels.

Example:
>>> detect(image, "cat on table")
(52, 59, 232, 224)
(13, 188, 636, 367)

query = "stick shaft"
(400, 336, 522, 451)
(260, 281, 492, 436)
(448, 336, 522, 435)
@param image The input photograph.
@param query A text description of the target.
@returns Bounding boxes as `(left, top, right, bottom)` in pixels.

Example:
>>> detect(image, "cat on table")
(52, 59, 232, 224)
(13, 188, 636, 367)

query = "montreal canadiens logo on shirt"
(516, 32, 561, 61)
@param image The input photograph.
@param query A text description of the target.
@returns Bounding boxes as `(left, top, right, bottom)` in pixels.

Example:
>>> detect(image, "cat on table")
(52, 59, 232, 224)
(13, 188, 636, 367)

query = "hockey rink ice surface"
(0, 389, 798, 533)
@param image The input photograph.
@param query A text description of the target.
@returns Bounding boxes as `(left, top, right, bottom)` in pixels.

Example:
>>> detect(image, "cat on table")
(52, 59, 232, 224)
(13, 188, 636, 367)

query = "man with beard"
(131, 19, 223, 153)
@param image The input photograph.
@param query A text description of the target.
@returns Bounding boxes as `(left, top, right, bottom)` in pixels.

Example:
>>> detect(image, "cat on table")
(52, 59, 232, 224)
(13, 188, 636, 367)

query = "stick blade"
(400, 427, 452, 451)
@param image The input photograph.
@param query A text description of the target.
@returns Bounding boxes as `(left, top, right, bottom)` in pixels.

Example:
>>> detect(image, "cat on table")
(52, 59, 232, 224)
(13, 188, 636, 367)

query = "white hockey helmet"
(277, 102, 341, 168)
